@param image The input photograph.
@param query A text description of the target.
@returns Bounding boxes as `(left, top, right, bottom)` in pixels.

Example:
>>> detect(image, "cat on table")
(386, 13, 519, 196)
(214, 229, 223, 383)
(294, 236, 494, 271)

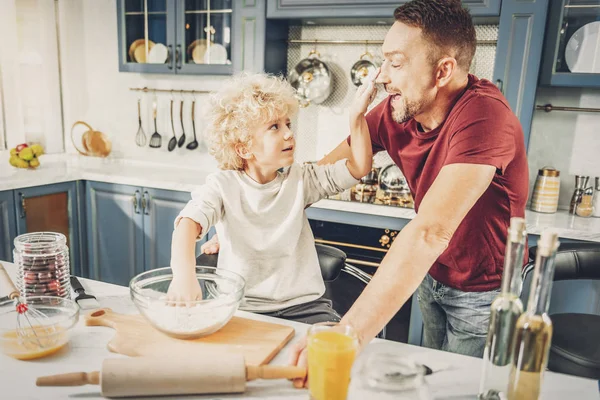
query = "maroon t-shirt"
(354, 75, 529, 291)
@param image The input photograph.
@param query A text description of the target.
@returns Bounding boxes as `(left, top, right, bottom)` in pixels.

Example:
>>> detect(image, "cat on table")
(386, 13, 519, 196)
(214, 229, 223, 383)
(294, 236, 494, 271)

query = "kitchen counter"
(1, 261, 599, 400)
(2, 154, 599, 242)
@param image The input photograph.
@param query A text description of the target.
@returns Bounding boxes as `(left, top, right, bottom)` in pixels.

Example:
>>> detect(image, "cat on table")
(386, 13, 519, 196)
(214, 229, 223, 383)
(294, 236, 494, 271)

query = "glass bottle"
(507, 230, 560, 400)
(478, 217, 527, 400)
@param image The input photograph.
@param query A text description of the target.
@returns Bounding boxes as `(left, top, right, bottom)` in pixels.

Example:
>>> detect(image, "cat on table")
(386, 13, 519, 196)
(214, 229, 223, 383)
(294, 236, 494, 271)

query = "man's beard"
(391, 95, 424, 124)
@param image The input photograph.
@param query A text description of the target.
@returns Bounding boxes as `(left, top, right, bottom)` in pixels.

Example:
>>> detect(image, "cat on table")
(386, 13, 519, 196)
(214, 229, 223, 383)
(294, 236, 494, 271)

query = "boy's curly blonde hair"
(204, 73, 299, 170)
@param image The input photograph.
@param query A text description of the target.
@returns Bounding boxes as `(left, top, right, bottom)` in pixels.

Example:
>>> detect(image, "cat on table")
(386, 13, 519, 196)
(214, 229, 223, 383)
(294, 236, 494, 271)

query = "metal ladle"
(167, 96, 177, 152)
(186, 99, 199, 150)
(177, 95, 186, 148)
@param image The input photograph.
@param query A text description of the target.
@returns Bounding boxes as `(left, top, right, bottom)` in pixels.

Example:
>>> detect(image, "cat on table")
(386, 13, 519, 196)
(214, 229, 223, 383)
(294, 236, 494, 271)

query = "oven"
(309, 219, 412, 343)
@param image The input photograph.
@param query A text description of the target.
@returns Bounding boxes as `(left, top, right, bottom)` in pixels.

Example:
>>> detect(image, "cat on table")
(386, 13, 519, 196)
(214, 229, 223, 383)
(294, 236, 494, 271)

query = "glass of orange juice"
(307, 322, 359, 400)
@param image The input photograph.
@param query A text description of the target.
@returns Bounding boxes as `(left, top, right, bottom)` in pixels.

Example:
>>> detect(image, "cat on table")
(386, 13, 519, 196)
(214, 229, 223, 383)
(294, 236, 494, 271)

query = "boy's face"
(247, 115, 295, 170)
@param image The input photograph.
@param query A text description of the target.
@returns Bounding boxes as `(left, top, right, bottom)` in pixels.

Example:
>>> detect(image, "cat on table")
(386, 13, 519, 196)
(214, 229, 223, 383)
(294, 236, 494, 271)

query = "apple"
(16, 143, 28, 152)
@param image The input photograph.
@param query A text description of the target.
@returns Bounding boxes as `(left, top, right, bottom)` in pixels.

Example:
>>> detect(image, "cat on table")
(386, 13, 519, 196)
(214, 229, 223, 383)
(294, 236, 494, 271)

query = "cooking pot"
(288, 50, 332, 107)
(360, 166, 381, 185)
(350, 52, 378, 87)
(378, 164, 408, 193)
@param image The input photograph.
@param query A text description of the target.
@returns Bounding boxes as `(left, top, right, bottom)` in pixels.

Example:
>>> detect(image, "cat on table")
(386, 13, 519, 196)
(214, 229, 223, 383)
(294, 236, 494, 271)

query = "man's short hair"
(394, 0, 476, 71)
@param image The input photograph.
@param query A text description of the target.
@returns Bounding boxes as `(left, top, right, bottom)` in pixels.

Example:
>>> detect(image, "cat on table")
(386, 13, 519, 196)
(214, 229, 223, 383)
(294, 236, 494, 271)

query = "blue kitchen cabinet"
(117, 0, 266, 75)
(86, 182, 204, 286)
(540, 0, 600, 88)
(86, 181, 145, 285)
(13, 182, 83, 277)
(0, 190, 17, 263)
(493, 0, 549, 149)
(142, 187, 205, 272)
(266, 0, 502, 19)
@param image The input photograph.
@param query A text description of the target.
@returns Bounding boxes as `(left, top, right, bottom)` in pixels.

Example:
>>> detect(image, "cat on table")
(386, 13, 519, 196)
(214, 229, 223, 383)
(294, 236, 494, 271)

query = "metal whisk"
(135, 98, 147, 147)
(0, 263, 55, 349)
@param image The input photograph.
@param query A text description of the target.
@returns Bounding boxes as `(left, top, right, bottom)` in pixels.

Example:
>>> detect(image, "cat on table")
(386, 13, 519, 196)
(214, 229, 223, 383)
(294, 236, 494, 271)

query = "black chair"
(196, 243, 385, 338)
(522, 242, 600, 380)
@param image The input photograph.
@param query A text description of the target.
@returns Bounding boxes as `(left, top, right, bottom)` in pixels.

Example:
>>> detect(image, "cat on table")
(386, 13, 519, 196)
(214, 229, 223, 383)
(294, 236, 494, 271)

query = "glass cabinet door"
(176, 0, 234, 75)
(541, 0, 600, 87)
(117, 0, 176, 73)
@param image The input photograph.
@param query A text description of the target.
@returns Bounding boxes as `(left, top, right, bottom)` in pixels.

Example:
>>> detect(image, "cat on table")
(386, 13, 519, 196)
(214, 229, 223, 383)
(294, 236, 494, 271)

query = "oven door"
(310, 219, 411, 343)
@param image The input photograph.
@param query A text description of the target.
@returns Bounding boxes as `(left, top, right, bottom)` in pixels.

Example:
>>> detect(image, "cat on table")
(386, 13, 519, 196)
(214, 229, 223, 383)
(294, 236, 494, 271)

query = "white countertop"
(2, 154, 599, 242)
(1, 261, 598, 400)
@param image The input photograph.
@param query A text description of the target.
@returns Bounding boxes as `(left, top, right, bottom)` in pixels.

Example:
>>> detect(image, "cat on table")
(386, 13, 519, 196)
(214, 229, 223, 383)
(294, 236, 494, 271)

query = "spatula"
(149, 99, 162, 149)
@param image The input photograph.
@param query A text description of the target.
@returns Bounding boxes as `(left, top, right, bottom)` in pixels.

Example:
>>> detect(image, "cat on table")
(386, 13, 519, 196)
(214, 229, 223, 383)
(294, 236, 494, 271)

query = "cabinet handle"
(176, 44, 182, 69)
(495, 79, 504, 94)
(133, 191, 140, 214)
(142, 191, 150, 215)
(19, 193, 26, 218)
(167, 45, 173, 69)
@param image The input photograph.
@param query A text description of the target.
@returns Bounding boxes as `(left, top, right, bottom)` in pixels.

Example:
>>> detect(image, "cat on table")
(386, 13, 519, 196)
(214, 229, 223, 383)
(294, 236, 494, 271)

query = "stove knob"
(379, 234, 390, 246)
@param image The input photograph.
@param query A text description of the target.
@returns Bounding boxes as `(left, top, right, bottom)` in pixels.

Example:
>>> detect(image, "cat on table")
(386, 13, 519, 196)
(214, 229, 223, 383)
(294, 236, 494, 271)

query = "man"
(206, 0, 529, 380)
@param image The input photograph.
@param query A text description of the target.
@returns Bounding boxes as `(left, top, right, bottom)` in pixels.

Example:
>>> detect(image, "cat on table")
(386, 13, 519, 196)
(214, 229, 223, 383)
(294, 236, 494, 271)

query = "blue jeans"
(417, 274, 500, 358)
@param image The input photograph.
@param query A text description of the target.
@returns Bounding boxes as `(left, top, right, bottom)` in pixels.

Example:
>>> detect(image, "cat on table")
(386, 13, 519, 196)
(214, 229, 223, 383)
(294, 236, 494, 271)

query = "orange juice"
(308, 328, 358, 400)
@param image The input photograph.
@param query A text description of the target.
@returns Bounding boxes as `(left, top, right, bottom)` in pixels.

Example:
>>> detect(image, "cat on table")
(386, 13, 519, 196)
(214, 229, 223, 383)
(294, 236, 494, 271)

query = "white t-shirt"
(175, 159, 358, 312)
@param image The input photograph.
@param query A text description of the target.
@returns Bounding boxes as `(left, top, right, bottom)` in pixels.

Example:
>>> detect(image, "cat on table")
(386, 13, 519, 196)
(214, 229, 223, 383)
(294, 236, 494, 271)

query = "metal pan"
(288, 50, 332, 107)
(350, 52, 379, 87)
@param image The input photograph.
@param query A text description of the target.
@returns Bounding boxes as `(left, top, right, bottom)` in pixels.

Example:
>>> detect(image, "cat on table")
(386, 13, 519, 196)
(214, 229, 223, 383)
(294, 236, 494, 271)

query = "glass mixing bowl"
(129, 266, 245, 339)
(0, 296, 79, 360)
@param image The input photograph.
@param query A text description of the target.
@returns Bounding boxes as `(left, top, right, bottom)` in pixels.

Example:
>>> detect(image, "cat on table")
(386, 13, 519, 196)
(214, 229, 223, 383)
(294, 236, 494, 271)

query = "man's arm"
(289, 162, 496, 387)
(340, 163, 496, 345)
(318, 140, 352, 166)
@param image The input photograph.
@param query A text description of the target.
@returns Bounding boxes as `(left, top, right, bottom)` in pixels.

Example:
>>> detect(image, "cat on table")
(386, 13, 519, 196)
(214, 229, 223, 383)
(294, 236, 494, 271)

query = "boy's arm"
(170, 177, 224, 271)
(318, 140, 352, 166)
(345, 112, 373, 180)
(325, 69, 379, 176)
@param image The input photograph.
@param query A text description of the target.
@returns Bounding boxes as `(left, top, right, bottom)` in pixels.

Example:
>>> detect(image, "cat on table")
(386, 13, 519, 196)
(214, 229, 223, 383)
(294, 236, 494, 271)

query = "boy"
(167, 72, 378, 323)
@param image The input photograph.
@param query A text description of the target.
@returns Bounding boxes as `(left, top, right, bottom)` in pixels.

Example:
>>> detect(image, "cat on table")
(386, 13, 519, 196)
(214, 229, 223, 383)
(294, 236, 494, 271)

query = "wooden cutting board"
(85, 309, 295, 366)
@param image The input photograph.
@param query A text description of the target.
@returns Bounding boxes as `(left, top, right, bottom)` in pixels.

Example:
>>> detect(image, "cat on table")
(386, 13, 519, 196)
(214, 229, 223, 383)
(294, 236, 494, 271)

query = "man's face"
(378, 22, 438, 124)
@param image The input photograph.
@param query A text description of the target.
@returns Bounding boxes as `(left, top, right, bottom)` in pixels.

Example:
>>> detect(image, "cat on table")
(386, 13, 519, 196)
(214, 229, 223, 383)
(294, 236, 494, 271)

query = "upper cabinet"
(117, 0, 266, 75)
(493, 0, 549, 148)
(266, 0, 502, 19)
(540, 0, 600, 87)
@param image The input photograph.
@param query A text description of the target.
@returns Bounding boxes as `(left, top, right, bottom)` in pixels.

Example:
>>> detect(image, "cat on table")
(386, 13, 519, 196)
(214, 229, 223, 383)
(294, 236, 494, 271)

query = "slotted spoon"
(149, 100, 162, 149)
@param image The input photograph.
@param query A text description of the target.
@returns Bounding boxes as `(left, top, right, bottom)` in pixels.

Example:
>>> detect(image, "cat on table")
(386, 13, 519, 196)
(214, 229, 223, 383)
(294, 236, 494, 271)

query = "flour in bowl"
(143, 302, 235, 337)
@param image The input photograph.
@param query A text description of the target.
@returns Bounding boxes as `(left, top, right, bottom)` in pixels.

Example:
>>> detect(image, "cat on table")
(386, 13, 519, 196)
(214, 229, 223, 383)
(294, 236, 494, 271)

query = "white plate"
(203, 43, 228, 64)
(565, 21, 600, 73)
(147, 43, 169, 64)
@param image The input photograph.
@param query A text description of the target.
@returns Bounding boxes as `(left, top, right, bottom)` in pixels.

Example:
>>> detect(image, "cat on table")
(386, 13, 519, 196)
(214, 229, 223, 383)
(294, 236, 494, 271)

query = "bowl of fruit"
(9, 143, 44, 169)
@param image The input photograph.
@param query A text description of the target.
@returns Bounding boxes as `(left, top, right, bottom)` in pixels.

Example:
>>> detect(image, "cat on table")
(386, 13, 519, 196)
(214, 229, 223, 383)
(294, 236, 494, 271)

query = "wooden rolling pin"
(36, 354, 305, 398)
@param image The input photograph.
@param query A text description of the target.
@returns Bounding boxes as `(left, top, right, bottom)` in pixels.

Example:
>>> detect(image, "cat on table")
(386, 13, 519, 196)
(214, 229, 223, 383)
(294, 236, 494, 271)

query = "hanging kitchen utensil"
(177, 97, 186, 148)
(167, 97, 177, 152)
(135, 98, 147, 147)
(70, 121, 112, 158)
(288, 49, 332, 107)
(350, 51, 378, 87)
(149, 98, 162, 149)
(186, 99, 199, 150)
(37, 354, 306, 398)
